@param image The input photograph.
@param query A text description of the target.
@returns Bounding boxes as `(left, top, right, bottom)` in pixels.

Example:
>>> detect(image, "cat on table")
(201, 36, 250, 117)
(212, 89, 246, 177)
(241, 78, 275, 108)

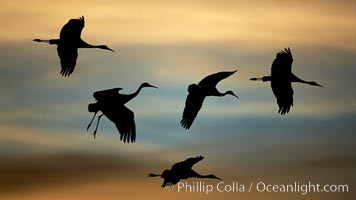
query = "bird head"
(225, 90, 239, 99)
(310, 81, 323, 87)
(99, 45, 115, 52)
(141, 82, 158, 89)
(207, 174, 222, 180)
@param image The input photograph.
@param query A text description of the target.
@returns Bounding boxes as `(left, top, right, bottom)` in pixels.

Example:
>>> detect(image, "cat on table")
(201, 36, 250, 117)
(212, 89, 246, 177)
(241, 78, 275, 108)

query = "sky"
(0, 0, 355, 199)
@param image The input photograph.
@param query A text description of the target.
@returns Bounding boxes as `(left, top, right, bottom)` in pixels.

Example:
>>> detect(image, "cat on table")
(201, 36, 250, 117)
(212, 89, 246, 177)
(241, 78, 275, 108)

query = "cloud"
(1, 0, 356, 51)
(0, 1, 355, 199)
(0, 152, 164, 193)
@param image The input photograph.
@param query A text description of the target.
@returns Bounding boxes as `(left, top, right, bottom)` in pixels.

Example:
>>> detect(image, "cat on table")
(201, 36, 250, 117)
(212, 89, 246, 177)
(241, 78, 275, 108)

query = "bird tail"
(88, 103, 100, 113)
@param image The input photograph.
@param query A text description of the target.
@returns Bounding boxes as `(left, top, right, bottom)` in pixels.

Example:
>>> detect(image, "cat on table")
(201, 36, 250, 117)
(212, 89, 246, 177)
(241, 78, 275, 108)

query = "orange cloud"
(0, 0, 355, 51)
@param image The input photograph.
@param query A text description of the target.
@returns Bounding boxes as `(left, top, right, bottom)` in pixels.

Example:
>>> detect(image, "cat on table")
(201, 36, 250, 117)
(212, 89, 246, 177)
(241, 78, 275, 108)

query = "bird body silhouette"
(180, 70, 238, 129)
(250, 48, 322, 114)
(33, 16, 114, 77)
(87, 82, 157, 143)
(148, 156, 221, 187)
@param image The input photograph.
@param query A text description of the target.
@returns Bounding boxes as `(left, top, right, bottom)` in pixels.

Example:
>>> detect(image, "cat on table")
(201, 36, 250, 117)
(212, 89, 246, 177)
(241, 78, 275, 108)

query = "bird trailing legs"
(86, 112, 103, 138)
(93, 114, 104, 139)
(33, 39, 60, 45)
(148, 173, 161, 177)
(33, 39, 49, 43)
(250, 77, 262, 81)
(250, 76, 271, 82)
(87, 111, 98, 131)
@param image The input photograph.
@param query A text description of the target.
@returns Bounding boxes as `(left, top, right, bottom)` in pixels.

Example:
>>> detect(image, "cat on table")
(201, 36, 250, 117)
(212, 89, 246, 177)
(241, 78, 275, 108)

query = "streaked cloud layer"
(0, 0, 355, 199)
(1, 0, 356, 50)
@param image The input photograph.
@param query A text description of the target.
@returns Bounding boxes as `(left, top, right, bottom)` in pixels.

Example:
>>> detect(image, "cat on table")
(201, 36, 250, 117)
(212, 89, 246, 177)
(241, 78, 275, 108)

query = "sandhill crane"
(33, 16, 114, 77)
(250, 47, 323, 115)
(87, 83, 158, 143)
(148, 156, 221, 187)
(180, 70, 238, 129)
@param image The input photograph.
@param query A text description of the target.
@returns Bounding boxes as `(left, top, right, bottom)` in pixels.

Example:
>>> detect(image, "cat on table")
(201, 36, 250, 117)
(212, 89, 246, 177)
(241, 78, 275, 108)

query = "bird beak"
(108, 48, 115, 52)
(232, 93, 239, 99)
(317, 83, 323, 87)
(150, 85, 158, 89)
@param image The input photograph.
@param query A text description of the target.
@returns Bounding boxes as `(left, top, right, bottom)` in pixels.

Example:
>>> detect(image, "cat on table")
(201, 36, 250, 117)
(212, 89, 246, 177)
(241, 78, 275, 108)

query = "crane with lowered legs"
(87, 82, 158, 143)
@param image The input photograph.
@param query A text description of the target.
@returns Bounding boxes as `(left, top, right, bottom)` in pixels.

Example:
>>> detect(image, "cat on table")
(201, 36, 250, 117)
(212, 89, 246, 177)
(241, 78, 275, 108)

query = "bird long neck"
(291, 74, 311, 84)
(188, 170, 221, 180)
(218, 91, 233, 97)
(188, 170, 202, 178)
(194, 173, 207, 178)
(123, 84, 145, 103)
(78, 39, 104, 49)
(133, 84, 145, 97)
(192, 172, 212, 179)
(188, 170, 206, 179)
(211, 91, 227, 97)
(222, 91, 231, 96)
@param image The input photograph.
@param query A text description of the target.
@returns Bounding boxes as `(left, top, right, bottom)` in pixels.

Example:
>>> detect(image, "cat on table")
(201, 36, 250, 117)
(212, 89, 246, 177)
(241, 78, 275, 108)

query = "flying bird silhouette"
(87, 82, 158, 143)
(250, 47, 323, 115)
(180, 70, 238, 129)
(33, 16, 114, 77)
(148, 156, 222, 187)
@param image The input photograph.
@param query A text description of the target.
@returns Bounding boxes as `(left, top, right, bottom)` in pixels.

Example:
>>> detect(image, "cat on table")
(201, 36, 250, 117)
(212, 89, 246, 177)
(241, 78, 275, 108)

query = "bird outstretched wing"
(182, 156, 204, 168)
(59, 16, 85, 41)
(93, 88, 122, 102)
(57, 44, 77, 77)
(271, 81, 294, 115)
(171, 156, 204, 171)
(198, 70, 237, 88)
(180, 92, 205, 129)
(57, 16, 85, 77)
(269, 48, 294, 114)
(103, 104, 136, 143)
(271, 47, 293, 76)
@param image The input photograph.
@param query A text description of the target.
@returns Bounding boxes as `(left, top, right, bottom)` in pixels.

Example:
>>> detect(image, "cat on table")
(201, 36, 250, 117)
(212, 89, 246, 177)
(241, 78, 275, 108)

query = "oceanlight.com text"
(165, 181, 349, 195)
